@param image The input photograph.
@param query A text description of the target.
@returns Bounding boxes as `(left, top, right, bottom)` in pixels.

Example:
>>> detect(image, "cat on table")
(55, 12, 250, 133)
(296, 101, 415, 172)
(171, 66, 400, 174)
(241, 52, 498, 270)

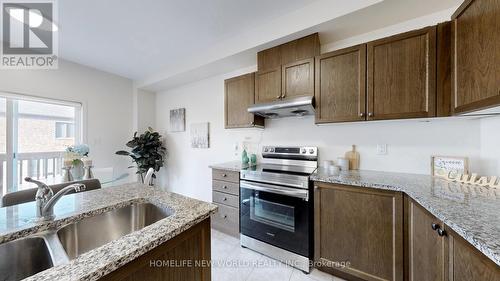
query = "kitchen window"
(0, 93, 83, 197)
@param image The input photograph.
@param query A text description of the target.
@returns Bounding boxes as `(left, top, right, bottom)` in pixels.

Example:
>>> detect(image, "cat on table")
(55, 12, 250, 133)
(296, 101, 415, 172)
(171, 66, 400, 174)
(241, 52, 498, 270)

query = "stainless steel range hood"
(248, 96, 315, 118)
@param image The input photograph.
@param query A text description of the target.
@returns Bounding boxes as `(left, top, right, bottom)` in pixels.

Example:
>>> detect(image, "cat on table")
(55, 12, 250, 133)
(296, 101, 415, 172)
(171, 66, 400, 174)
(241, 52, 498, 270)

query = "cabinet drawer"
(212, 180, 239, 196)
(212, 169, 240, 183)
(213, 191, 239, 208)
(211, 203, 239, 237)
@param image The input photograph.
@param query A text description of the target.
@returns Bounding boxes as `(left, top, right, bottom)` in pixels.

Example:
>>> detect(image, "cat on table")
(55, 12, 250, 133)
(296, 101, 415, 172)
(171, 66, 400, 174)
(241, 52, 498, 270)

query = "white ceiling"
(58, 0, 318, 80)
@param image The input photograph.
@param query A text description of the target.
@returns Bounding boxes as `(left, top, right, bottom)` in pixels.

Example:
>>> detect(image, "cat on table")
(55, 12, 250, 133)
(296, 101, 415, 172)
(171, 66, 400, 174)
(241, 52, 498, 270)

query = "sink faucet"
(25, 177, 86, 221)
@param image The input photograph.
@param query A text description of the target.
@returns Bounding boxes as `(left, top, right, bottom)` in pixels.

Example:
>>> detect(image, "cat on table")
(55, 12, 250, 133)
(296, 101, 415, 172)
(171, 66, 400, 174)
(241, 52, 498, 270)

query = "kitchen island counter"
(0, 183, 217, 281)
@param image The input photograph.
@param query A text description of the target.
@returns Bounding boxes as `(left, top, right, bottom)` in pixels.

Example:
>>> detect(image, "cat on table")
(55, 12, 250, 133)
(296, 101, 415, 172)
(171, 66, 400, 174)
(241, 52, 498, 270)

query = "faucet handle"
(66, 183, 86, 192)
(25, 177, 49, 189)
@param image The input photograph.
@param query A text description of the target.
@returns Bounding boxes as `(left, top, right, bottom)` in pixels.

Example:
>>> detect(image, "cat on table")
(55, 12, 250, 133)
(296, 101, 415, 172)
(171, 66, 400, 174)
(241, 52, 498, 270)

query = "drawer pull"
(223, 185, 228, 189)
(431, 223, 439, 230)
(221, 215, 227, 219)
(223, 197, 227, 201)
(222, 174, 227, 177)
(437, 228, 447, 237)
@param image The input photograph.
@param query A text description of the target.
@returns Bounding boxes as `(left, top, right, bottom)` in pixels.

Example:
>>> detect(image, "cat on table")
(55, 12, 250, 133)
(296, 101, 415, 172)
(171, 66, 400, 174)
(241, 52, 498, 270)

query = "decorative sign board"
(440, 172, 500, 189)
(431, 156, 469, 178)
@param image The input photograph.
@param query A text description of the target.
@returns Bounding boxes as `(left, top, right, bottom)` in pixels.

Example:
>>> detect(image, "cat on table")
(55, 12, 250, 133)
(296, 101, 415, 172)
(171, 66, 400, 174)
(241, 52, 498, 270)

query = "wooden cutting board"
(345, 145, 360, 170)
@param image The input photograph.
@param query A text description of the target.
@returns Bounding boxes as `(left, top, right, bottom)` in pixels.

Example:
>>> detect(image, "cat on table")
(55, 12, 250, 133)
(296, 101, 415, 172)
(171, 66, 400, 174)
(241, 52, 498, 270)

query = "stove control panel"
(262, 146, 318, 157)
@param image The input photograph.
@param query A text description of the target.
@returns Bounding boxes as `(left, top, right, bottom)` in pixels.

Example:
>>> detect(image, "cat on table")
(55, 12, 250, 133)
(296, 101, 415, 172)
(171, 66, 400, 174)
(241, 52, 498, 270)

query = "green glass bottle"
(242, 148, 249, 164)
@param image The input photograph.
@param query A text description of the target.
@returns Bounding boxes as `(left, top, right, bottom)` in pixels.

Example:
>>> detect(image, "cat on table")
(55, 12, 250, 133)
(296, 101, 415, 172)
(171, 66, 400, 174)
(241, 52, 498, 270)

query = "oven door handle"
(240, 181, 309, 201)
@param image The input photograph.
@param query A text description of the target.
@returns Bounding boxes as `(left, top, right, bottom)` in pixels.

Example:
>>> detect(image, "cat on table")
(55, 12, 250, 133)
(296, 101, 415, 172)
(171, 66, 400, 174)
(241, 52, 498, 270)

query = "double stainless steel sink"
(0, 202, 171, 281)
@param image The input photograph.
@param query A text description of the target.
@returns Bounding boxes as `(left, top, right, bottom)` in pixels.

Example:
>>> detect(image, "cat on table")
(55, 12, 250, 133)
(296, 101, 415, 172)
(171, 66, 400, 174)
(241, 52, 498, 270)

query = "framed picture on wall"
(190, 122, 209, 149)
(431, 156, 469, 178)
(170, 108, 185, 132)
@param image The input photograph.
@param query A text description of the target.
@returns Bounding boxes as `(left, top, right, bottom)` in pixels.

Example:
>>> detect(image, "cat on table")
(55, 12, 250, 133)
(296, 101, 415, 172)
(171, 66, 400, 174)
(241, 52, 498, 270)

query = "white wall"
(480, 116, 500, 176)
(133, 88, 156, 133)
(153, 9, 499, 202)
(0, 59, 134, 183)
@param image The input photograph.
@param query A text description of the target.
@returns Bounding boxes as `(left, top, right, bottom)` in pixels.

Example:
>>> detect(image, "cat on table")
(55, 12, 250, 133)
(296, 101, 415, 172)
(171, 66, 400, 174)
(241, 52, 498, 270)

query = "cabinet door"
(367, 26, 437, 120)
(447, 226, 500, 281)
(255, 67, 281, 103)
(282, 58, 314, 100)
(224, 73, 263, 128)
(257, 46, 281, 71)
(314, 183, 404, 281)
(99, 219, 211, 281)
(315, 45, 367, 123)
(280, 33, 320, 65)
(451, 0, 500, 114)
(405, 198, 447, 281)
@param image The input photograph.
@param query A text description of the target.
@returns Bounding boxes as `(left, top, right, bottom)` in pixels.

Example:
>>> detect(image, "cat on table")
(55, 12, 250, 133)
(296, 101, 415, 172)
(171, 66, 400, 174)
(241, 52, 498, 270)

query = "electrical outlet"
(234, 142, 239, 156)
(377, 144, 388, 155)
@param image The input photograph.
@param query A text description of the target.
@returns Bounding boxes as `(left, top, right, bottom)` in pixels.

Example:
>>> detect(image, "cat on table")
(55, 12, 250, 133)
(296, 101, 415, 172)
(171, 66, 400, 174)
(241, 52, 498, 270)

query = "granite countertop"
(0, 183, 217, 281)
(311, 169, 500, 266)
(209, 161, 250, 172)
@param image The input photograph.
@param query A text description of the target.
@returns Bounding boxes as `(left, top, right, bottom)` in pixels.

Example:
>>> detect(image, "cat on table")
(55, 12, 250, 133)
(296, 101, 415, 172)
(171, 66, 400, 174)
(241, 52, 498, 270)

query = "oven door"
(240, 180, 311, 257)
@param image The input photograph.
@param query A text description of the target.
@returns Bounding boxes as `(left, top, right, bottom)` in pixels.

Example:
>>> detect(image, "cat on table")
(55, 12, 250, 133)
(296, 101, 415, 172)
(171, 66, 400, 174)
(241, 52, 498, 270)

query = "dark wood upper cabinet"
(404, 197, 448, 281)
(437, 21, 453, 117)
(367, 26, 437, 120)
(315, 44, 367, 123)
(257, 45, 281, 71)
(256, 33, 319, 104)
(451, 0, 500, 114)
(280, 33, 320, 65)
(446, 226, 500, 281)
(282, 58, 314, 99)
(255, 67, 282, 103)
(314, 183, 404, 281)
(224, 73, 264, 129)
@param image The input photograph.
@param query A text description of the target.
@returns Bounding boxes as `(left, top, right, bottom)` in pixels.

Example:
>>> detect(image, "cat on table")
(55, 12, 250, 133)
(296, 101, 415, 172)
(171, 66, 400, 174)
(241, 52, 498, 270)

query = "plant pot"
(71, 159, 85, 180)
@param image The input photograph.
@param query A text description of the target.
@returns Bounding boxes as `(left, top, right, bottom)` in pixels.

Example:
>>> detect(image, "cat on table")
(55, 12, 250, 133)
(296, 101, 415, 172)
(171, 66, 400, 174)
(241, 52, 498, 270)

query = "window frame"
(0, 91, 84, 196)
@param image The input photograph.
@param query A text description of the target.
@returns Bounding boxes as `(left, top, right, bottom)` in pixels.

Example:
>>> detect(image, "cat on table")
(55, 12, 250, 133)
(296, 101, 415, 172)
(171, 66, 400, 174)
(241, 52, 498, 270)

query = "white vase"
(71, 159, 85, 180)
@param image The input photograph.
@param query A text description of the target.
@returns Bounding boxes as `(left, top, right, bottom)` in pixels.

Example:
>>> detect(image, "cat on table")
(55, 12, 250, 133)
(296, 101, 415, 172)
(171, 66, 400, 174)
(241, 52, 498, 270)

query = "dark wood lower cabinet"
(314, 183, 404, 281)
(404, 197, 447, 281)
(315, 184, 500, 281)
(447, 227, 500, 281)
(99, 218, 211, 281)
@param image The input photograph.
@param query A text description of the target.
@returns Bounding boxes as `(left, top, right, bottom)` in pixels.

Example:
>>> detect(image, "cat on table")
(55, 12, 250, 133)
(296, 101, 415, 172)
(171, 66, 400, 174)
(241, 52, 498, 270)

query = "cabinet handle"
(222, 185, 228, 189)
(359, 113, 365, 117)
(223, 197, 227, 201)
(431, 223, 439, 230)
(222, 174, 227, 177)
(276, 95, 282, 99)
(250, 121, 254, 126)
(437, 228, 447, 237)
(221, 215, 227, 219)
(368, 112, 374, 117)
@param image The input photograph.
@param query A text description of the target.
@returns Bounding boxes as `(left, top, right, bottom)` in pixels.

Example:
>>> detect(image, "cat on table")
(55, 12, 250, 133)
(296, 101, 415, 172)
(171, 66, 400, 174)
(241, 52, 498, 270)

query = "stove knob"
(264, 147, 268, 152)
(309, 149, 315, 154)
(270, 148, 275, 153)
(301, 149, 306, 154)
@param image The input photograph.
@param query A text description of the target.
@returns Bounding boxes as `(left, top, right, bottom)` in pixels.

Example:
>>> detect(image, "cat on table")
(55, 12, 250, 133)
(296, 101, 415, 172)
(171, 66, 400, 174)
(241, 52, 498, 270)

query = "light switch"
(377, 144, 388, 155)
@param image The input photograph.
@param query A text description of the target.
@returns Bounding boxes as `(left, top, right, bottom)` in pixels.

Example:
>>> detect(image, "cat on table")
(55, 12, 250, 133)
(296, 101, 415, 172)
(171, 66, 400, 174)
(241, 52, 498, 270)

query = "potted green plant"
(116, 127, 166, 185)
